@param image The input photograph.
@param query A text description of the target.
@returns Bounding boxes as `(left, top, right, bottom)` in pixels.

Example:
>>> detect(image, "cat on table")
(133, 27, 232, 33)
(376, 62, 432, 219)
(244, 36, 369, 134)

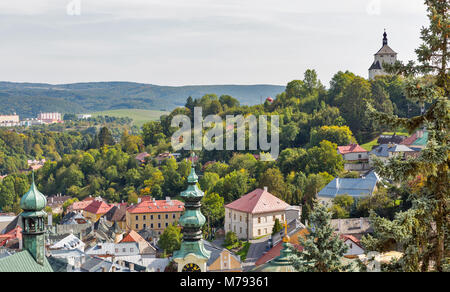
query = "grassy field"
(90, 109, 169, 128)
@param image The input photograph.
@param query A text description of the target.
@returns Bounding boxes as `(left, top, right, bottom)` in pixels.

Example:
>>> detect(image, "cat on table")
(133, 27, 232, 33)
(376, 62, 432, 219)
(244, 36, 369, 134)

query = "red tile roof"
(83, 199, 113, 215)
(400, 133, 417, 145)
(255, 241, 302, 266)
(127, 199, 184, 214)
(120, 230, 146, 243)
(0, 226, 22, 247)
(224, 188, 290, 214)
(337, 144, 368, 154)
(69, 200, 92, 211)
(340, 234, 363, 248)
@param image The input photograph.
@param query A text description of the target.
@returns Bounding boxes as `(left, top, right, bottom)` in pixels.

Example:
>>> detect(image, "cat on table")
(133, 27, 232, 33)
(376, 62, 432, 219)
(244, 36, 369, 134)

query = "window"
(258, 217, 261, 224)
(151, 223, 154, 228)
(240, 215, 242, 222)
(158, 215, 161, 220)
(173, 214, 176, 219)
(273, 215, 276, 221)
(130, 248, 134, 252)
(122, 248, 126, 252)
(229, 224, 231, 230)
(135, 224, 139, 229)
(151, 215, 153, 220)
(258, 229, 261, 235)
(158, 223, 161, 228)
(165, 223, 168, 227)
(143, 224, 146, 228)
(143, 215, 146, 220)
(115, 248, 119, 253)
(165, 214, 168, 219)
(234, 214, 236, 220)
(358, 154, 362, 159)
(229, 212, 231, 218)
(135, 215, 139, 220)
(264, 228, 267, 234)
(233, 226, 236, 232)
(240, 227, 242, 234)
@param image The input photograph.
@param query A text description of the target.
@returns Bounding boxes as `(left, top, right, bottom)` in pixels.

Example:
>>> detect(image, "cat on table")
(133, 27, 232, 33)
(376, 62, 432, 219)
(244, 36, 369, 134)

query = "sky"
(0, 0, 429, 87)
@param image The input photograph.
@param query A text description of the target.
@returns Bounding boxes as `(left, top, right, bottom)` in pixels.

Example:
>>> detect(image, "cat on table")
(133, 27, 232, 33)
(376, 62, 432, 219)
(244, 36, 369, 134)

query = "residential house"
(224, 187, 292, 240)
(135, 152, 150, 164)
(341, 235, 365, 258)
(49, 233, 85, 251)
(103, 205, 127, 230)
(337, 144, 371, 172)
(120, 230, 157, 257)
(317, 171, 380, 206)
(369, 144, 416, 164)
(126, 196, 184, 235)
(83, 197, 113, 222)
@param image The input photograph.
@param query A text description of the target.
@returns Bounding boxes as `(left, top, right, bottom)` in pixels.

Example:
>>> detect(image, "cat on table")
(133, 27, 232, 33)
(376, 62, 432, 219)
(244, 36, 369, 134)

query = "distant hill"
(0, 81, 285, 118)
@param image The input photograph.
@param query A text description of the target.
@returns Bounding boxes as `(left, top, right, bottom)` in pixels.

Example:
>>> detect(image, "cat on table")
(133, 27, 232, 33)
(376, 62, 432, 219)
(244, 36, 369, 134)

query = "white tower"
(369, 30, 397, 80)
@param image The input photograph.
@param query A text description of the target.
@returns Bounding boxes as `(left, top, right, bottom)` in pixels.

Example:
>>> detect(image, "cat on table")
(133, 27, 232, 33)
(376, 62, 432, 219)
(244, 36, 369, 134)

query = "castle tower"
(20, 172, 48, 265)
(173, 152, 211, 272)
(369, 30, 398, 80)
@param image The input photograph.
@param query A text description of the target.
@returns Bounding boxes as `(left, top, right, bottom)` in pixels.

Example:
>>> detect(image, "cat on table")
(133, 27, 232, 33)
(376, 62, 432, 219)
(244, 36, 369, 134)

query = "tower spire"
(383, 29, 388, 46)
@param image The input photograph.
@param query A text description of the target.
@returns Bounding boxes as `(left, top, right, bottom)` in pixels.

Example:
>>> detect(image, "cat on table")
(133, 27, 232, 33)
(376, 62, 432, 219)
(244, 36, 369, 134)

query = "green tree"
(158, 224, 182, 255)
(98, 127, 114, 147)
(224, 231, 239, 247)
(201, 192, 225, 239)
(272, 218, 283, 235)
(365, 0, 449, 272)
(290, 203, 353, 272)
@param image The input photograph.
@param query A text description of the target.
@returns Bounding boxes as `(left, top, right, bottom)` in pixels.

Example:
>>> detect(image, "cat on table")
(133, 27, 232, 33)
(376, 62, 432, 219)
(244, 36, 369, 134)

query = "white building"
(369, 30, 397, 80)
(0, 115, 20, 127)
(38, 112, 62, 124)
(224, 187, 293, 240)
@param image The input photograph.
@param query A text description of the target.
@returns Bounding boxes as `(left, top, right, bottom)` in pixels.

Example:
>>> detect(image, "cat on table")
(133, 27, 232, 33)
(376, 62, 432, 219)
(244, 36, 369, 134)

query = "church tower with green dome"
(173, 152, 211, 272)
(20, 172, 48, 265)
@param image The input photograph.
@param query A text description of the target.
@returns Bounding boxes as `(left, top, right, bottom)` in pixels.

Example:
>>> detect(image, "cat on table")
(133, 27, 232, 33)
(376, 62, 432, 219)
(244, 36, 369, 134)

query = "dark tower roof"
(383, 29, 388, 46)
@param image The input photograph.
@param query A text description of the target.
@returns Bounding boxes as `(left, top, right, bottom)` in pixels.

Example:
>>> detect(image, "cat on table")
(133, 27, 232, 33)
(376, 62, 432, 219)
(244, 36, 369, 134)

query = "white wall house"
(224, 188, 292, 240)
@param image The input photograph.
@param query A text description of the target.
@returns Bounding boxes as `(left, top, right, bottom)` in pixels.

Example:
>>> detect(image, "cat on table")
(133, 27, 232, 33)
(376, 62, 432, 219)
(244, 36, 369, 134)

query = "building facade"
(126, 197, 184, 234)
(225, 188, 291, 240)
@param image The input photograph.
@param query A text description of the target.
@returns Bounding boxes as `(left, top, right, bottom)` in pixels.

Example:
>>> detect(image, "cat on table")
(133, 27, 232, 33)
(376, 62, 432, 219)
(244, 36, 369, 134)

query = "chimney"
(263, 186, 268, 192)
(111, 266, 116, 272)
(102, 266, 107, 272)
(166, 196, 171, 202)
(137, 197, 141, 204)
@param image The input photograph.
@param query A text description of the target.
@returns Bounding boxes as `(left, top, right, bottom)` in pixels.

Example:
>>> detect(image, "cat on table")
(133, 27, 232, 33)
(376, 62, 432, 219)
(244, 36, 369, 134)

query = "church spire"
(383, 29, 388, 46)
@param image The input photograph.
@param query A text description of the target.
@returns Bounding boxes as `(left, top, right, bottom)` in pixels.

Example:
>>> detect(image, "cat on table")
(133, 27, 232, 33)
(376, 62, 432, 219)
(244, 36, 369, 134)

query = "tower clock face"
(182, 263, 201, 272)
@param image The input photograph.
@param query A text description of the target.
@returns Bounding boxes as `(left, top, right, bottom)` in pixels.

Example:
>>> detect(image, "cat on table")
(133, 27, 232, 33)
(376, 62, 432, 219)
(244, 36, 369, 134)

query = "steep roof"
(0, 250, 53, 272)
(121, 230, 146, 243)
(369, 60, 382, 70)
(104, 205, 126, 222)
(338, 144, 368, 154)
(84, 199, 113, 215)
(225, 188, 290, 214)
(127, 199, 184, 214)
(375, 44, 397, 55)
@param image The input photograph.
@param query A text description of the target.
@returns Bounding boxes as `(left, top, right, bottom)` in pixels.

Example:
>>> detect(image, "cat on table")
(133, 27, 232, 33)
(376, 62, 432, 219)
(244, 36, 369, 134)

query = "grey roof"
(370, 144, 415, 157)
(203, 240, 242, 268)
(375, 44, 397, 55)
(272, 218, 305, 246)
(369, 60, 382, 70)
(331, 218, 373, 235)
(318, 171, 379, 198)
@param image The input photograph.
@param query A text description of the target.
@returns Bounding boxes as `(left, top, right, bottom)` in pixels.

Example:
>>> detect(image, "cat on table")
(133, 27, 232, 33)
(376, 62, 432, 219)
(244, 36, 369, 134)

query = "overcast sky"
(0, 0, 428, 87)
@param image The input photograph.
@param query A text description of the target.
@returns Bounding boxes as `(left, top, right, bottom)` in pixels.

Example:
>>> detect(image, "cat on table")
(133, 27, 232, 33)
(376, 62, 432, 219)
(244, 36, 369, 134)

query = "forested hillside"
(0, 81, 285, 117)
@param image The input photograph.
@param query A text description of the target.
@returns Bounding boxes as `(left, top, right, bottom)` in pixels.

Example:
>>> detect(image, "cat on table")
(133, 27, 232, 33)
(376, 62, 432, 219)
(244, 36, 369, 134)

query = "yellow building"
(126, 197, 184, 235)
(83, 198, 114, 222)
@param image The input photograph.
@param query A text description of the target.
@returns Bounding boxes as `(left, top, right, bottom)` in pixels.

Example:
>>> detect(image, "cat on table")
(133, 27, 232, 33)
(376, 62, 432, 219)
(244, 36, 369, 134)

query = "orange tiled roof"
(70, 200, 92, 211)
(120, 230, 146, 243)
(337, 144, 368, 154)
(127, 199, 184, 214)
(225, 188, 290, 214)
(340, 234, 363, 248)
(83, 200, 113, 215)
